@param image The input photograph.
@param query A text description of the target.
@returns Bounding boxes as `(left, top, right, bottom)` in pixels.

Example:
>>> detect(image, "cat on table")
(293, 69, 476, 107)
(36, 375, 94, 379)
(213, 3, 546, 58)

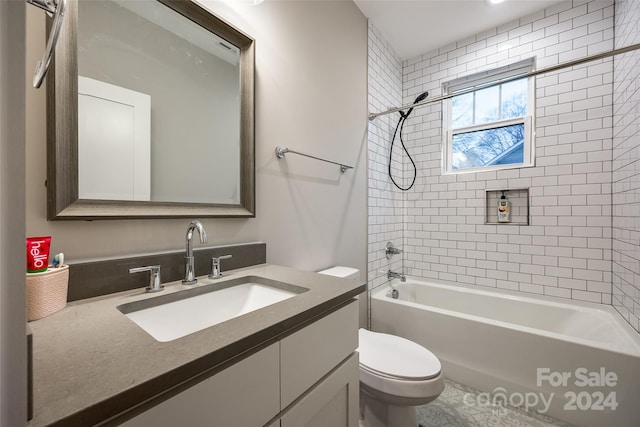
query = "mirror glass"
(78, 0, 240, 204)
(47, 0, 255, 219)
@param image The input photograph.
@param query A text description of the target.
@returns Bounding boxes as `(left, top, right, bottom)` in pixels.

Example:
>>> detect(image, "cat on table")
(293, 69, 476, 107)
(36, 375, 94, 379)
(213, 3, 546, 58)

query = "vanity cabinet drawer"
(120, 342, 279, 427)
(280, 300, 358, 408)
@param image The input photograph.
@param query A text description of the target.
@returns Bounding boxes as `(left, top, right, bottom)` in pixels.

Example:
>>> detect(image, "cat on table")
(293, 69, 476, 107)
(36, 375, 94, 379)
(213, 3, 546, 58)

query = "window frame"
(442, 58, 536, 174)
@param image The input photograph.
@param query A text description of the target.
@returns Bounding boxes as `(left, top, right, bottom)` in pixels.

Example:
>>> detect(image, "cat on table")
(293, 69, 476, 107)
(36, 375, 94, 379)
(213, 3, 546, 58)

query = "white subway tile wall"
(613, 0, 640, 331)
(485, 189, 530, 225)
(367, 0, 636, 326)
(367, 23, 403, 305)
(401, 0, 614, 304)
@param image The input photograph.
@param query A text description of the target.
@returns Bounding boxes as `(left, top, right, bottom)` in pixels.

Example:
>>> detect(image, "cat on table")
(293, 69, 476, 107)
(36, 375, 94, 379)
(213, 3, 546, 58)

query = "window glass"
(474, 86, 500, 125)
(451, 92, 473, 128)
(443, 57, 535, 174)
(451, 123, 525, 170)
(501, 79, 528, 120)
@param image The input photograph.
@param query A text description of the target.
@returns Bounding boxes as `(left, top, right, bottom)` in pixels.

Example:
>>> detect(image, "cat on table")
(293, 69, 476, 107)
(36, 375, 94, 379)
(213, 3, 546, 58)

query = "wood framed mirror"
(46, 0, 255, 220)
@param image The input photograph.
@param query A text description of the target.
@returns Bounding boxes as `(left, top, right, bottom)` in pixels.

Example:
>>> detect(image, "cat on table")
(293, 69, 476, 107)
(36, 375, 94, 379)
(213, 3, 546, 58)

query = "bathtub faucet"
(387, 270, 406, 282)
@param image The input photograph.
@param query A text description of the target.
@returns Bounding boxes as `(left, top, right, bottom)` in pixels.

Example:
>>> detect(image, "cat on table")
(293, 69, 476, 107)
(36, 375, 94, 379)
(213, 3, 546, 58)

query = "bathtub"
(370, 278, 640, 427)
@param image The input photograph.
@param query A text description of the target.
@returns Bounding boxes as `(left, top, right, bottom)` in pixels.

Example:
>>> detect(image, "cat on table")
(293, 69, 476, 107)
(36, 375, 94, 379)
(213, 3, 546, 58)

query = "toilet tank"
(317, 266, 360, 280)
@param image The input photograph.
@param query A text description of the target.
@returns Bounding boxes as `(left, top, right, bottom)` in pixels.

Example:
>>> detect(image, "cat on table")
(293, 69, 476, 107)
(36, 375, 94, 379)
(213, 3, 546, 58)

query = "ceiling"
(354, 0, 565, 60)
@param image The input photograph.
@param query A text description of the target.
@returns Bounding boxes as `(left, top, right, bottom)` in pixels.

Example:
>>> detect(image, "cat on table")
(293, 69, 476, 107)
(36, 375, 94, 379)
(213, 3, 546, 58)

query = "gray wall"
(1, 0, 27, 424)
(26, 1, 368, 318)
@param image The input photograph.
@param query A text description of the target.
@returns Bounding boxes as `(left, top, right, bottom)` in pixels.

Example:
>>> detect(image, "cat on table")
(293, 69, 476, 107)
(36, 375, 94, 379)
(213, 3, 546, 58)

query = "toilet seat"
(359, 329, 441, 380)
(358, 329, 444, 401)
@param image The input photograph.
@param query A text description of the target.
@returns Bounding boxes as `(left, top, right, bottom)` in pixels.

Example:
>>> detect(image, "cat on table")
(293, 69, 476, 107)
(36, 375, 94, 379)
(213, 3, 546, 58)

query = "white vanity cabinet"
(120, 300, 359, 427)
(278, 299, 359, 427)
(279, 353, 359, 427)
(120, 342, 280, 427)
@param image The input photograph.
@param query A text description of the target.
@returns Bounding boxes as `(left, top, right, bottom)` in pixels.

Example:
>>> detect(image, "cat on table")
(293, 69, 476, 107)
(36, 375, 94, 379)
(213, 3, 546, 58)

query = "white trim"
(443, 57, 535, 94)
(442, 61, 536, 175)
(451, 116, 526, 135)
(445, 116, 534, 175)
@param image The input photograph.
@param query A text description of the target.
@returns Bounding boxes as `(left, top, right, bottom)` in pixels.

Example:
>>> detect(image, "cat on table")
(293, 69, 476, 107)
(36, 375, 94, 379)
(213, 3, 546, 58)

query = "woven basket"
(26, 265, 69, 321)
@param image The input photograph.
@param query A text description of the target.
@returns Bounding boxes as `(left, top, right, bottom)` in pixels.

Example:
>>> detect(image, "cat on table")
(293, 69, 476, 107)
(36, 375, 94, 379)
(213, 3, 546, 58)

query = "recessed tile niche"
(485, 188, 530, 225)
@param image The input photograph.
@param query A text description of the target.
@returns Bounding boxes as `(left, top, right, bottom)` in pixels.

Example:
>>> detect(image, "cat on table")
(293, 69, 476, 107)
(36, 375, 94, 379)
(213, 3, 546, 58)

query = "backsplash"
(67, 242, 266, 301)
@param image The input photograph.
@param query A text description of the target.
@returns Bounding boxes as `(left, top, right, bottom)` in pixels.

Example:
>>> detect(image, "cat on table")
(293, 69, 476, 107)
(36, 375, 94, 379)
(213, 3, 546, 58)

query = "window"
(442, 58, 535, 173)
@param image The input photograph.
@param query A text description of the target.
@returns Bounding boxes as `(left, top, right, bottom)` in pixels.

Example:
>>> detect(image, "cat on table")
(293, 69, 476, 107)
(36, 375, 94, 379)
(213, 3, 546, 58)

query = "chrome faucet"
(387, 269, 406, 282)
(182, 220, 208, 285)
(209, 254, 233, 279)
(129, 265, 163, 293)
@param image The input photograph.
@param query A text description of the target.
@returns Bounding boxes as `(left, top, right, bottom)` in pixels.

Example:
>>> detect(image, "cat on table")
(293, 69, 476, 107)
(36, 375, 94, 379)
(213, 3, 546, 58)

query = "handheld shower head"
(400, 91, 429, 118)
(414, 91, 429, 103)
(390, 91, 429, 192)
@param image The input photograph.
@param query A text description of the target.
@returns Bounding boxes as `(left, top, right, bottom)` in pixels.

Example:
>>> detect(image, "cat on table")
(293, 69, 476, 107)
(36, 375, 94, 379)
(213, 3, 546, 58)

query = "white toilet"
(318, 267, 445, 427)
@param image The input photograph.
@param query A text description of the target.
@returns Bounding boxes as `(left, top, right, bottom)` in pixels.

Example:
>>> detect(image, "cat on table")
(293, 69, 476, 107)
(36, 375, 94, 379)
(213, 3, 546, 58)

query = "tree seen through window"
(450, 78, 528, 170)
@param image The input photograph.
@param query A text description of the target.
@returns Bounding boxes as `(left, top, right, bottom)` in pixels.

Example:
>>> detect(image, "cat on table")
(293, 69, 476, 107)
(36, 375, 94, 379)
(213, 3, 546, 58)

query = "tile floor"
(416, 379, 574, 427)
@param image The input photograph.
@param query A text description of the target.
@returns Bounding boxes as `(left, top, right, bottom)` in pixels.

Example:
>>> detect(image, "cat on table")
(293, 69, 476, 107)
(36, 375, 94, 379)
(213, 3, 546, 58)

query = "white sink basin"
(118, 278, 304, 342)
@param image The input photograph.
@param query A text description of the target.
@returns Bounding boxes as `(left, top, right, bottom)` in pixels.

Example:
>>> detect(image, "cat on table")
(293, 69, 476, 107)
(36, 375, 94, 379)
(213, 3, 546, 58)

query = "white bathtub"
(370, 278, 640, 427)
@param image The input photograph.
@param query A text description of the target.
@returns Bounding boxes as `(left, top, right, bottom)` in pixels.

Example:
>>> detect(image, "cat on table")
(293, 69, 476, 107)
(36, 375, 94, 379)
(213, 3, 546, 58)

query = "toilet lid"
(359, 329, 441, 380)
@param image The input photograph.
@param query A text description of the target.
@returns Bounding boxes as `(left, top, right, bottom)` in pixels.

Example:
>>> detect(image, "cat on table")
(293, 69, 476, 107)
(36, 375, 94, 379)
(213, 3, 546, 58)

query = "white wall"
(613, 0, 640, 332)
(26, 1, 367, 283)
(398, 0, 614, 304)
(1, 0, 27, 424)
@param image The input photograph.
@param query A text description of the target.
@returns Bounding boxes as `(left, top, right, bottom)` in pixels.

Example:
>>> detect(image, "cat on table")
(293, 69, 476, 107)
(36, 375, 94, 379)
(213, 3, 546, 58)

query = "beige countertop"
(27, 264, 365, 427)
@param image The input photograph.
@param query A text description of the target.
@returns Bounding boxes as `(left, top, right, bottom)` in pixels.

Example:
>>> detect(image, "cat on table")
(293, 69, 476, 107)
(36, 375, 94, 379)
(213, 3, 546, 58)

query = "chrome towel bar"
(275, 146, 354, 173)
